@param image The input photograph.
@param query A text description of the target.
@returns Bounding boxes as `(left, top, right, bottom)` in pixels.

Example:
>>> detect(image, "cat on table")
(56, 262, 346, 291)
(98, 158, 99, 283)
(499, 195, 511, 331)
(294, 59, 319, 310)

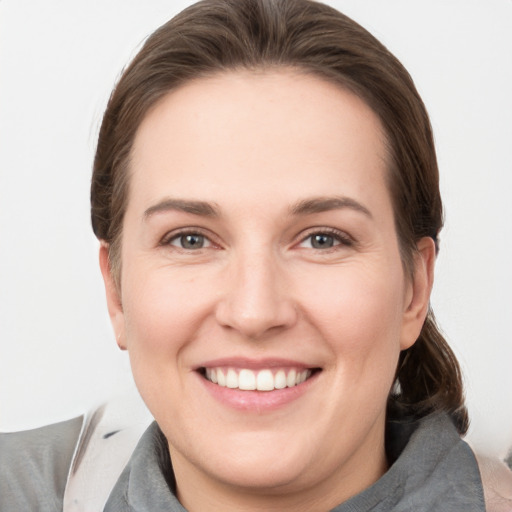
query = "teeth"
(274, 370, 287, 389)
(256, 369, 274, 391)
(239, 369, 256, 390)
(226, 369, 238, 388)
(204, 367, 312, 391)
(286, 369, 297, 388)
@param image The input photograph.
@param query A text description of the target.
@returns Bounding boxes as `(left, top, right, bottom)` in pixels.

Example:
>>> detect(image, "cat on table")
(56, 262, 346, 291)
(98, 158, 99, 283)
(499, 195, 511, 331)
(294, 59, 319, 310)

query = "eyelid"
(295, 227, 355, 248)
(159, 227, 219, 248)
(158, 226, 354, 250)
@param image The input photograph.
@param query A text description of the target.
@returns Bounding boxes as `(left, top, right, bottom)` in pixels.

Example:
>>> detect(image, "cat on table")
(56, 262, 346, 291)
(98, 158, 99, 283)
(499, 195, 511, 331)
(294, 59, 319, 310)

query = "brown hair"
(91, 0, 468, 433)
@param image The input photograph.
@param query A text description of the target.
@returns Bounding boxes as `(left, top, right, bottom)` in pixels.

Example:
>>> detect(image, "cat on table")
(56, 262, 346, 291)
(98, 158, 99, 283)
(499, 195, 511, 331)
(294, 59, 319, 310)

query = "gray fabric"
(104, 422, 185, 512)
(106, 413, 485, 511)
(0, 416, 83, 512)
(0, 412, 485, 511)
(331, 413, 485, 511)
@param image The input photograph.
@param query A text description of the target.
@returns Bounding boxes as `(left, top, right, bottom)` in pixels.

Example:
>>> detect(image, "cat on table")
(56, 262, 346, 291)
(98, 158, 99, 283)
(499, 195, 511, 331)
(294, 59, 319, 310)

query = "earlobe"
(99, 243, 126, 350)
(400, 237, 436, 350)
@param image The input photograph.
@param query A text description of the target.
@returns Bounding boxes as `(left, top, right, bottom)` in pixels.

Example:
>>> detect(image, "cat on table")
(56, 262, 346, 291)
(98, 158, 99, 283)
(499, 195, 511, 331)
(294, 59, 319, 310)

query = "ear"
(99, 243, 126, 350)
(400, 237, 436, 350)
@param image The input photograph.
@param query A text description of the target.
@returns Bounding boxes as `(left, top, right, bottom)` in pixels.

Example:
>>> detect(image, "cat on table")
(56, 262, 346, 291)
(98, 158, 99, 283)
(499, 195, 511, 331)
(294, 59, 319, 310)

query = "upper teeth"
(204, 368, 311, 391)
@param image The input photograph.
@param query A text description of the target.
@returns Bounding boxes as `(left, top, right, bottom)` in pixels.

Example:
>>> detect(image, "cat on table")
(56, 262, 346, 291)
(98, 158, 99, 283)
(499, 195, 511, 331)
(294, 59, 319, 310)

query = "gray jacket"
(0, 410, 485, 511)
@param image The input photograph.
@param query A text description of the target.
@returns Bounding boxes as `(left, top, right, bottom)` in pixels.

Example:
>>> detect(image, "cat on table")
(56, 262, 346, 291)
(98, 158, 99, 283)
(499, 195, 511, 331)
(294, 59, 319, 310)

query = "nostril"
(215, 301, 299, 340)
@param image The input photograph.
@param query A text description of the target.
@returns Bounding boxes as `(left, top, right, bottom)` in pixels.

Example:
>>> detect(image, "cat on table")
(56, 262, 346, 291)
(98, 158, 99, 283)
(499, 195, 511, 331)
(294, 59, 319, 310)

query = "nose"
(215, 249, 298, 339)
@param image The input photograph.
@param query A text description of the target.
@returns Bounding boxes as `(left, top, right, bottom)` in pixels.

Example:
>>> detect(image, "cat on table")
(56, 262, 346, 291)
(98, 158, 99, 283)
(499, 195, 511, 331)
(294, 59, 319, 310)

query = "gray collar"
(105, 413, 485, 512)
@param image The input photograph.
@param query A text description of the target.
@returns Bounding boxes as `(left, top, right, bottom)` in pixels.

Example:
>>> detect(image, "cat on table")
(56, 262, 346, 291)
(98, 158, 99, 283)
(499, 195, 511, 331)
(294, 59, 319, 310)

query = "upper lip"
(195, 357, 320, 371)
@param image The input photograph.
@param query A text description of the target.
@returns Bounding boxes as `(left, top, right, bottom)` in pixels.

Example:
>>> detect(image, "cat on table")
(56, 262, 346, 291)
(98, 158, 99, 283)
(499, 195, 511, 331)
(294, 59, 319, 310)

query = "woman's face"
(101, 70, 433, 508)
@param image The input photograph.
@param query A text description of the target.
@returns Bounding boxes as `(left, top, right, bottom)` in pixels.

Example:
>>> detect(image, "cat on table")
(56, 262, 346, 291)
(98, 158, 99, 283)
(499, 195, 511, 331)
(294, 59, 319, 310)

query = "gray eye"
(310, 233, 335, 249)
(176, 234, 206, 249)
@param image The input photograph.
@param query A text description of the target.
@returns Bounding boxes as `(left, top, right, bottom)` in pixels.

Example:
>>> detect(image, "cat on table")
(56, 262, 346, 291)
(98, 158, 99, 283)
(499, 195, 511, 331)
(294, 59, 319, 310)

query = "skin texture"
(100, 70, 435, 512)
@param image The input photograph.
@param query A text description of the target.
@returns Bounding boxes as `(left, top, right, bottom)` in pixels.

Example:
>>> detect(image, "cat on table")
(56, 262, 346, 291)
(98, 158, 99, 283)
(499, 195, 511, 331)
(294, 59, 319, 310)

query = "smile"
(202, 367, 316, 391)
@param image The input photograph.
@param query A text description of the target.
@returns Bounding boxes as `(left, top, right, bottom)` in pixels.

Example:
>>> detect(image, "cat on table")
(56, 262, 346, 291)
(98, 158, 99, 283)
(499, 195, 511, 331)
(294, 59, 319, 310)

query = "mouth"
(198, 366, 321, 391)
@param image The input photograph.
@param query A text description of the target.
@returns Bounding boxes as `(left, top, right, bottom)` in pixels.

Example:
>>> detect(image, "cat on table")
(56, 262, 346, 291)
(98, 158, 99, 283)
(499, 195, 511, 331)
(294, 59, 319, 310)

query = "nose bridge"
(216, 243, 297, 338)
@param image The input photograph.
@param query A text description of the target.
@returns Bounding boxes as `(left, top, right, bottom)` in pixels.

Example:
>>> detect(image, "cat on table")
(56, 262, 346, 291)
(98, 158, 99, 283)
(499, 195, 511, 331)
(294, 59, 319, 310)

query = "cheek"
(299, 261, 405, 367)
(320, 274, 404, 424)
(122, 265, 212, 359)
(120, 267, 214, 421)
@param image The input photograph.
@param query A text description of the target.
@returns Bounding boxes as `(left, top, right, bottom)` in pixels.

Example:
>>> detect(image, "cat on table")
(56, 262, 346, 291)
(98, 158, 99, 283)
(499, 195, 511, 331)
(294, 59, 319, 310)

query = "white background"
(1, 0, 511, 456)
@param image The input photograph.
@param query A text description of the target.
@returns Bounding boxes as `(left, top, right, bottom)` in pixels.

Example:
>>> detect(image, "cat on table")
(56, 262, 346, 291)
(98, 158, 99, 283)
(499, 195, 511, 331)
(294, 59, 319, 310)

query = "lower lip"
(197, 371, 319, 412)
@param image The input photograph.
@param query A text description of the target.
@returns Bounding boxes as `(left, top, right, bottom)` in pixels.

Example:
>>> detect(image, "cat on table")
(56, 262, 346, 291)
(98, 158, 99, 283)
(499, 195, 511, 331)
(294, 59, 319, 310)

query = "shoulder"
(403, 413, 512, 512)
(384, 412, 486, 510)
(474, 452, 512, 512)
(0, 416, 83, 512)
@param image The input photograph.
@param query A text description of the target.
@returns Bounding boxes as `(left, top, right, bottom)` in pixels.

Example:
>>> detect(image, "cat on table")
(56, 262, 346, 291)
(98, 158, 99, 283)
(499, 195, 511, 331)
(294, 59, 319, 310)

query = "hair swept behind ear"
(391, 308, 469, 435)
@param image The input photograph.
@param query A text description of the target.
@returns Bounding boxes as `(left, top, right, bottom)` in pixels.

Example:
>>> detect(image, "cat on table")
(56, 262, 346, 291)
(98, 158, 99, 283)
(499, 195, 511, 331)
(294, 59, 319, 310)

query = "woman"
(1, 0, 509, 510)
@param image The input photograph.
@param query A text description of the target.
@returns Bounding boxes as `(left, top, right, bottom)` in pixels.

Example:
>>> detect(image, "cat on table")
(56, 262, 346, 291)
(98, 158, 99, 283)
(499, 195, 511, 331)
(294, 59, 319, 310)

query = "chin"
(172, 426, 318, 491)
(206, 448, 311, 491)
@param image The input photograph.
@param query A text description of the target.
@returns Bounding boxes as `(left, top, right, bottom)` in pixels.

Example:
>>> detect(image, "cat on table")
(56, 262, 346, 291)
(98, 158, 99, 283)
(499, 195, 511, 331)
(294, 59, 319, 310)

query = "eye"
(298, 230, 353, 250)
(309, 233, 338, 249)
(168, 232, 212, 250)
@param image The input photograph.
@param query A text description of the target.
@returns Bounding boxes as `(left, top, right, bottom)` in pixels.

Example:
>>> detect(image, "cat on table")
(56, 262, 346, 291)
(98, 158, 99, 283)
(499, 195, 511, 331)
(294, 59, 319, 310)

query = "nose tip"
(216, 299, 297, 339)
(214, 258, 298, 339)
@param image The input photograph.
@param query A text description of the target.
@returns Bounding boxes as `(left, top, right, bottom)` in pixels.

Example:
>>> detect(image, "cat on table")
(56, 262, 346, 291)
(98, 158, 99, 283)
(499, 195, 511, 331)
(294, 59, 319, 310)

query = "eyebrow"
(143, 195, 372, 220)
(290, 196, 373, 218)
(144, 198, 220, 219)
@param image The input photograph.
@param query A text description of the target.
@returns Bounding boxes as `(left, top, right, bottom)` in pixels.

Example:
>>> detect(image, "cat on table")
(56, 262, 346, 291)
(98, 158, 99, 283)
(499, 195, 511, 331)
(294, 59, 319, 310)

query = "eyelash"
(297, 228, 354, 251)
(159, 227, 354, 252)
(160, 228, 215, 251)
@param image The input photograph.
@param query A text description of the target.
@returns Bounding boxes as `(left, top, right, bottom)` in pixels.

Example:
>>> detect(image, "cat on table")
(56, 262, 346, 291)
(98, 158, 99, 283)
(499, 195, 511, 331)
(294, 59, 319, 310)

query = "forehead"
(128, 70, 390, 214)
